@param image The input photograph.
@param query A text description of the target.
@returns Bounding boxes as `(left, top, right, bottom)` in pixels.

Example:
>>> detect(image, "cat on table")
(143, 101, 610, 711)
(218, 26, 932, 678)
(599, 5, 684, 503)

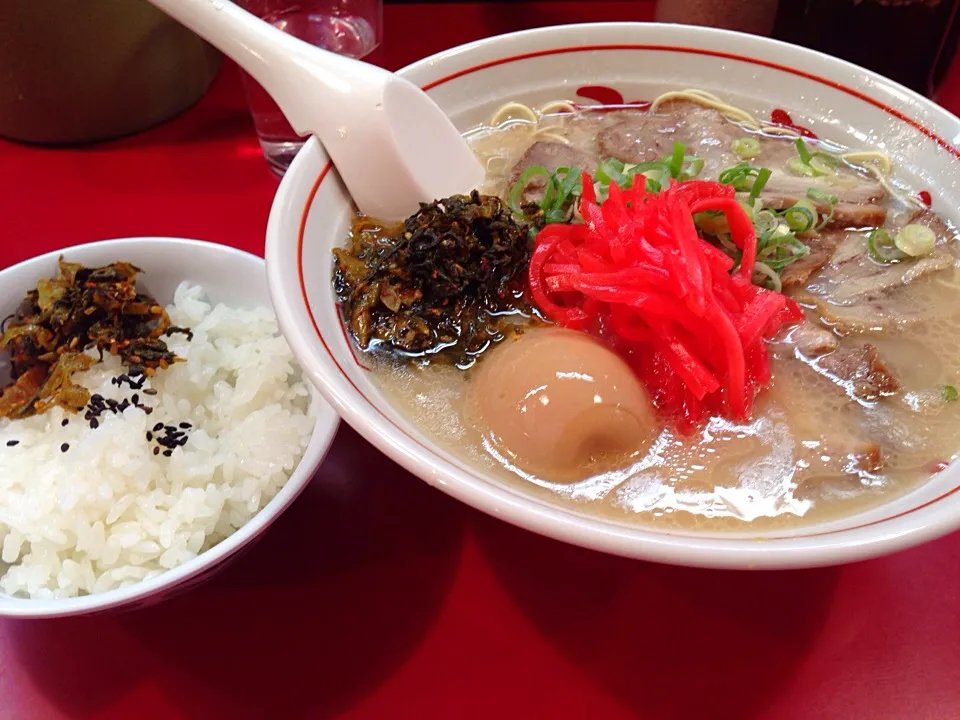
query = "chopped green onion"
(753, 209, 779, 237)
(666, 141, 685, 179)
(809, 156, 836, 176)
(541, 167, 580, 223)
(787, 157, 815, 177)
(681, 156, 705, 180)
(895, 223, 936, 257)
(790, 140, 837, 177)
(811, 151, 839, 169)
(718, 162, 772, 198)
(756, 232, 809, 272)
(806, 188, 839, 230)
(507, 164, 551, 215)
(784, 202, 816, 232)
(751, 261, 783, 292)
(748, 167, 772, 204)
(718, 163, 754, 190)
(867, 228, 906, 264)
(507, 164, 582, 227)
(642, 175, 663, 193)
(633, 161, 672, 192)
(806, 188, 838, 205)
(942, 384, 959, 402)
(594, 158, 626, 187)
(732, 136, 762, 159)
(556, 166, 581, 199)
(633, 160, 672, 176)
(596, 156, 690, 194)
(771, 223, 793, 240)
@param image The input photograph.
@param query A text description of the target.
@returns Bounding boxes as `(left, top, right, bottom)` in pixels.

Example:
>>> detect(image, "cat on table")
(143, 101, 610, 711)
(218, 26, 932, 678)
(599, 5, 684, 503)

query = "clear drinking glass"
(236, 0, 383, 175)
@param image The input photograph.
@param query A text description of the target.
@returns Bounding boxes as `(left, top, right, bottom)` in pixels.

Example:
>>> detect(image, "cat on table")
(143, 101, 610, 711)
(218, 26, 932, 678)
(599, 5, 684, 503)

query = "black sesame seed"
(146, 431, 153, 441)
(132, 394, 140, 405)
(6, 440, 19, 447)
(90, 419, 99, 430)
(143, 388, 158, 396)
(179, 422, 192, 429)
(61, 418, 69, 427)
(165, 425, 176, 432)
(179, 437, 189, 446)
(153, 446, 160, 456)
(153, 423, 164, 432)
(163, 450, 173, 457)
(60, 443, 69, 453)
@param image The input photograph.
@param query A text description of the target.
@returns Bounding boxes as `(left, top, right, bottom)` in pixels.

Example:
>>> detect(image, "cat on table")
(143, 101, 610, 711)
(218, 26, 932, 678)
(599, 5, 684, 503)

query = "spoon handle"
(145, 0, 372, 137)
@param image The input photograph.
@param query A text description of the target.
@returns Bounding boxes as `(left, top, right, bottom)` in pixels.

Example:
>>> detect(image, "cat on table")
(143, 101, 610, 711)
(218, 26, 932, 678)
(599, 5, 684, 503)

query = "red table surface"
(3, 5, 960, 719)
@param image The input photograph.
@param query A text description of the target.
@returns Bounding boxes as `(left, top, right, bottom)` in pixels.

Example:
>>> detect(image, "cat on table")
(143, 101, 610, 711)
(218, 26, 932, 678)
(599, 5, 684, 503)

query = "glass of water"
(236, 0, 383, 175)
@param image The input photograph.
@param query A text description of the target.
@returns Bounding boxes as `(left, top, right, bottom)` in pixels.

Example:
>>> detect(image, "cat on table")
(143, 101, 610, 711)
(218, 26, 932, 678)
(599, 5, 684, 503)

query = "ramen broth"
(352, 99, 960, 531)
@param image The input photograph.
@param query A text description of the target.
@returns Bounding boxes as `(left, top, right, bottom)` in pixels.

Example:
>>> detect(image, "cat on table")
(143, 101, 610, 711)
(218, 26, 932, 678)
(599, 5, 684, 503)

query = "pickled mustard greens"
(0, 258, 190, 419)
(333, 192, 533, 366)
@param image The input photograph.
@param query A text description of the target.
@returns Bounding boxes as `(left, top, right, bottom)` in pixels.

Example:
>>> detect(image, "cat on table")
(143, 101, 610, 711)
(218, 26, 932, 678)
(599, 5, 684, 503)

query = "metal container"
(0, 0, 222, 145)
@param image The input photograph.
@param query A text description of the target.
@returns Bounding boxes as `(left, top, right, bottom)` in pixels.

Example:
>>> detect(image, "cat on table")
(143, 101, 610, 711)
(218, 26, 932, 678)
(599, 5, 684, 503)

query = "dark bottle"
(772, 0, 960, 97)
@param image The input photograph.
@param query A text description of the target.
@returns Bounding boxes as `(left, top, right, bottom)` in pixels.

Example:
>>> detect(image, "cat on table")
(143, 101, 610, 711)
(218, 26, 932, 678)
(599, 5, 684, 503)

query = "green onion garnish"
(787, 157, 815, 177)
(718, 162, 771, 195)
(594, 158, 626, 187)
(753, 209, 779, 237)
(748, 167, 772, 204)
(666, 141, 685, 179)
(942, 384, 959, 402)
(732, 136, 762, 159)
(681, 156, 705, 180)
(506, 164, 582, 228)
(809, 157, 835, 177)
(806, 188, 839, 230)
(867, 228, 906, 264)
(790, 139, 837, 177)
(806, 188, 838, 205)
(718, 162, 752, 188)
(507, 164, 551, 215)
(784, 202, 815, 233)
(811, 152, 839, 169)
(895, 223, 936, 257)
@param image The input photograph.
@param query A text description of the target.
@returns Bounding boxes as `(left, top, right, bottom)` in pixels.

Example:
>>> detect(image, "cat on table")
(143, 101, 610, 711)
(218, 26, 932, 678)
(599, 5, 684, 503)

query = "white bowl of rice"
(0, 237, 339, 617)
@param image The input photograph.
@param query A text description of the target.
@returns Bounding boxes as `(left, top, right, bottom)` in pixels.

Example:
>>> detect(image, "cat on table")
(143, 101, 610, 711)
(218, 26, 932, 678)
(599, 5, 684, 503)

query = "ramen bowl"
(265, 23, 960, 569)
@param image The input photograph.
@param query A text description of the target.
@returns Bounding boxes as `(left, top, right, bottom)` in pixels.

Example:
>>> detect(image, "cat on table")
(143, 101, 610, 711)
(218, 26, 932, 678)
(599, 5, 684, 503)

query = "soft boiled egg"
(467, 328, 659, 481)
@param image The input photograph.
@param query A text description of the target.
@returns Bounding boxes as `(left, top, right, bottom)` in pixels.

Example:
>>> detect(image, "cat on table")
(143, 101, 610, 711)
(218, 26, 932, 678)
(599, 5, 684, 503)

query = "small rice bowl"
(0, 282, 317, 599)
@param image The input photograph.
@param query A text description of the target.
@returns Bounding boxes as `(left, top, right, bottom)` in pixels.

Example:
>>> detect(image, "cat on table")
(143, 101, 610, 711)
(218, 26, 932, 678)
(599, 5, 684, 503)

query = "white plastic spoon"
(147, 0, 484, 220)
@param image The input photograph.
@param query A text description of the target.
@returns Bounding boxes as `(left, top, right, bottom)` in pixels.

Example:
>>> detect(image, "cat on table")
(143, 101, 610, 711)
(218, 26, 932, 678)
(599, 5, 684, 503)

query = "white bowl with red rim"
(265, 23, 960, 569)
(0, 238, 340, 617)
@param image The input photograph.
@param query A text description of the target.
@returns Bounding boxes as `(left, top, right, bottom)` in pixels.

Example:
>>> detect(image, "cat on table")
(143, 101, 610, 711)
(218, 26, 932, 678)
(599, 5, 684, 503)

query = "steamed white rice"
(0, 282, 316, 599)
